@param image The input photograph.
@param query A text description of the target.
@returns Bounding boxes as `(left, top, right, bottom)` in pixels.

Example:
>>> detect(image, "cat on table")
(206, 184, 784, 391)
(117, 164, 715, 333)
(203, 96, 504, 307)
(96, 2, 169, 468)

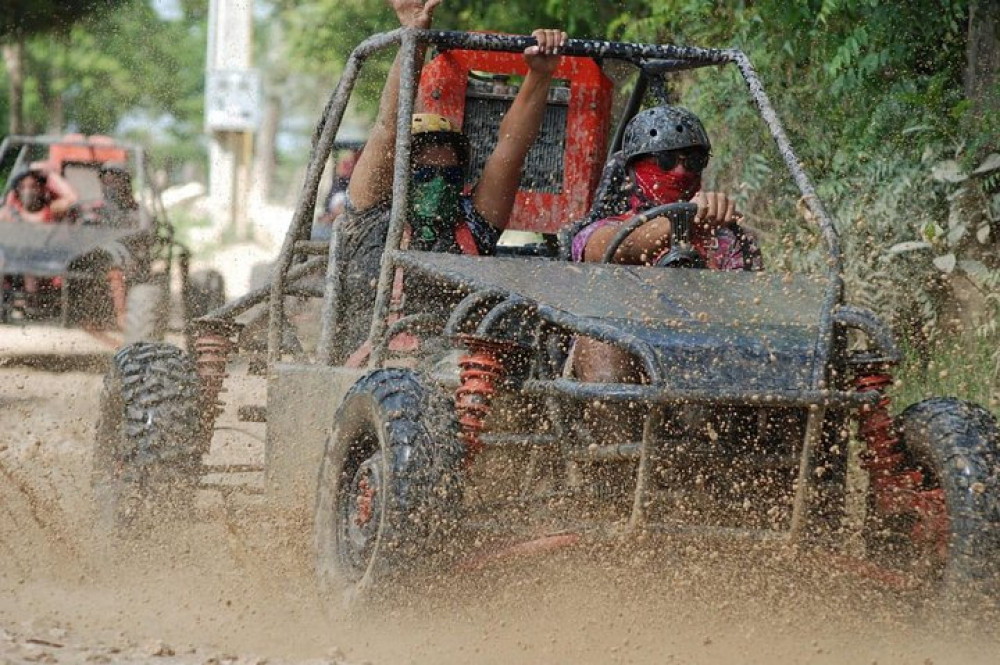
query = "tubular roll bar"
(270, 29, 844, 387)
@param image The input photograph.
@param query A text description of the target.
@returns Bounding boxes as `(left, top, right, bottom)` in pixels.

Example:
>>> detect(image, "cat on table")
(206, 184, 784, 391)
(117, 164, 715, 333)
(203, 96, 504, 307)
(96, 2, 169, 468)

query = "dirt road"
(1, 355, 999, 664)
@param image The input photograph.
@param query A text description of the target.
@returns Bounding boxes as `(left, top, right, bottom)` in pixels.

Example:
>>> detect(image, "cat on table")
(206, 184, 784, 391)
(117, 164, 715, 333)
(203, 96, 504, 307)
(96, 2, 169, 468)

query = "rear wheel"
(124, 281, 167, 343)
(866, 398, 1000, 598)
(92, 342, 205, 532)
(314, 369, 464, 605)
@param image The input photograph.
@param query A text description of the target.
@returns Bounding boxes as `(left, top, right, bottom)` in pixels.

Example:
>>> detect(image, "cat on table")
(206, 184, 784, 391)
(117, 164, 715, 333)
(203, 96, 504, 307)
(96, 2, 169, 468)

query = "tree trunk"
(251, 93, 280, 205)
(46, 33, 68, 134)
(965, 0, 1000, 124)
(3, 36, 25, 135)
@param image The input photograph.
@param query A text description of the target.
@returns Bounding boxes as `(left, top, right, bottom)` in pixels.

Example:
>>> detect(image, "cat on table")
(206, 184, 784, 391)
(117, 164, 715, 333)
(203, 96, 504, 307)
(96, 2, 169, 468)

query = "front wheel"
(314, 369, 464, 606)
(92, 342, 205, 533)
(866, 397, 1000, 598)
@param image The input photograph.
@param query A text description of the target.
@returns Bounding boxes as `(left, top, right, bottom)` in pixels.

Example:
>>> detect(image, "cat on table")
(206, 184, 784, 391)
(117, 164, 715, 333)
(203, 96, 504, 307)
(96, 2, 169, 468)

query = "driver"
(572, 105, 762, 270)
(571, 106, 763, 385)
(95, 161, 140, 227)
(0, 163, 77, 224)
(334, 0, 566, 363)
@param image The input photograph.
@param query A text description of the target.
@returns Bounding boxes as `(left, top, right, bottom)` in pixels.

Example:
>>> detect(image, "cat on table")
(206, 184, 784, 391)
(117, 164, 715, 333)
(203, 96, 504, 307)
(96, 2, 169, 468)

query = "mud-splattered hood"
(396, 252, 830, 394)
(0, 223, 150, 276)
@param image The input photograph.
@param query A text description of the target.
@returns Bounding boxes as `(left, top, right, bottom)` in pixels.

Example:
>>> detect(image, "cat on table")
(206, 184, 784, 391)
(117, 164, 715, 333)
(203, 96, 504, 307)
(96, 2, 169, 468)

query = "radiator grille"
(462, 91, 568, 194)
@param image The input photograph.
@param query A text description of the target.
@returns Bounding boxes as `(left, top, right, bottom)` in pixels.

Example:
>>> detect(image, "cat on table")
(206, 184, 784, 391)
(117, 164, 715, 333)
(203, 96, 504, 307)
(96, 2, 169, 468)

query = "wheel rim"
(338, 452, 384, 580)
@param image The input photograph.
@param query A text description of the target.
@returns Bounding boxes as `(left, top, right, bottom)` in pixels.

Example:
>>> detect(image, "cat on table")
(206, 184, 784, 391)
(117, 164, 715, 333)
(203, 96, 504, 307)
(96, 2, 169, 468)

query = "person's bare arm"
(473, 29, 566, 229)
(583, 216, 674, 264)
(583, 192, 742, 265)
(45, 170, 78, 218)
(348, 0, 442, 212)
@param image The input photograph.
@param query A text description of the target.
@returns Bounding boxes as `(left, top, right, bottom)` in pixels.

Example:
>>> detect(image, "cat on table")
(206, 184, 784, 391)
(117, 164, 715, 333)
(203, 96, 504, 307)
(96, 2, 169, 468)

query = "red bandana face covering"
(630, 157, 702, 207)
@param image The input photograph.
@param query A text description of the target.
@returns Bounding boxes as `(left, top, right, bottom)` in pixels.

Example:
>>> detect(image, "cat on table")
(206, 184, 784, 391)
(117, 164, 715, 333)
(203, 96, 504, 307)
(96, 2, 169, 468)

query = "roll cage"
(232, 30, 843, 371)
(170, 26, 915, 551)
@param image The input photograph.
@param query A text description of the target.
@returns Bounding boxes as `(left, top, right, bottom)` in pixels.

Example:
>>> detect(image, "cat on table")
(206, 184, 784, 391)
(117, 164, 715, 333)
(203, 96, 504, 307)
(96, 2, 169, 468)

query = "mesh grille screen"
(463, 96, 567, 194)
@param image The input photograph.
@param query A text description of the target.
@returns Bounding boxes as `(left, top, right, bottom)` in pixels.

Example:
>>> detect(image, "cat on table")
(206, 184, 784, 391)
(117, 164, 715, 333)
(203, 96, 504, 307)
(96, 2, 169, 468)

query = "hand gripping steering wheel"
(599, 202, 703, 267)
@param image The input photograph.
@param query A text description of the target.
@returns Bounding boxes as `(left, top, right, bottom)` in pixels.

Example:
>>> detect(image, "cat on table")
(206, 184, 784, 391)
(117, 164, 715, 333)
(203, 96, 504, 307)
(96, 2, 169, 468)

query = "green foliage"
(0, 0, 130, 39)
(892, 338, 1000, 415)
(3, 1, 205, 142)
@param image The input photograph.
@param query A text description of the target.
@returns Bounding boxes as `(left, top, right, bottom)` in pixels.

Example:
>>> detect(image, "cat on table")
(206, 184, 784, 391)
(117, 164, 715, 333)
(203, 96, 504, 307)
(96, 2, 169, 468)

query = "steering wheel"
(65, 201, 104, 226)
(600, 202, 698, 264)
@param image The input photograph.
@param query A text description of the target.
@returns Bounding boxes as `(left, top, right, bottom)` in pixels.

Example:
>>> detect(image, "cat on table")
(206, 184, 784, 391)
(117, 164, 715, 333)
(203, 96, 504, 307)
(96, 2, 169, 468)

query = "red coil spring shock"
(855, 368, 906, 514)
(455, 335, 511, 463)
(855, 365, 948, 554)
(193, 322, 235, 423)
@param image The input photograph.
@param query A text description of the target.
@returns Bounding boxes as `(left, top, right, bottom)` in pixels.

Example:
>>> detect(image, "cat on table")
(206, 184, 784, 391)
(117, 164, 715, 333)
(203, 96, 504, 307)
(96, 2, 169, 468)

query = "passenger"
(313, 148, 362, 241)
(0, 163, 77, 224)
(335, 0, 565, 362)
(95, 161, 139, 227)
(327, 149, 361, 218)
(571, 106, 763, 383)
(0, 164, 77, 306)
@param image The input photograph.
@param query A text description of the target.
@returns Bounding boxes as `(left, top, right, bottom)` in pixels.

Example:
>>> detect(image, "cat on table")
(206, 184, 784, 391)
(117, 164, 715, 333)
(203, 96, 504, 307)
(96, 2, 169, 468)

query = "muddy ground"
(1, 350, 999, 664)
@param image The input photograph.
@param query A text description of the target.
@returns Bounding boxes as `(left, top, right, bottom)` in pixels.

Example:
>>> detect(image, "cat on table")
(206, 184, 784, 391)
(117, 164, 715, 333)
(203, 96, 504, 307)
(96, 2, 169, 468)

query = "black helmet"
(7, 167, 46, 194)
(621, 106, 711, 164)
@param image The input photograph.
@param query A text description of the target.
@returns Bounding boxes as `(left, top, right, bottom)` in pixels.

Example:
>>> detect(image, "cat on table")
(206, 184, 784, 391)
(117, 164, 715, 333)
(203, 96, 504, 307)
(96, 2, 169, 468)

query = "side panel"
(265, 363, 364, 514)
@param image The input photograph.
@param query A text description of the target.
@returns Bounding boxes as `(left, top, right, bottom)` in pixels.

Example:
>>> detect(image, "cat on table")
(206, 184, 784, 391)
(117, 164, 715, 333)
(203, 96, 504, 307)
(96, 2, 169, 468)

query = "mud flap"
(265, 363, 364, 515)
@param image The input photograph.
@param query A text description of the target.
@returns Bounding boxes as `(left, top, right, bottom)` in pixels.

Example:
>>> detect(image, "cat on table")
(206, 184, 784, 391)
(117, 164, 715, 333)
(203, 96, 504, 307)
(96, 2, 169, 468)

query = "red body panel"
(48, 134, 129, 172)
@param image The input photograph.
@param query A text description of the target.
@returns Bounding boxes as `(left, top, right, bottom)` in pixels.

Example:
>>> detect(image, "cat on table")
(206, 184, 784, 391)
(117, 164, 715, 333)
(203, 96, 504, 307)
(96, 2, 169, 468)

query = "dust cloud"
(1, 360, 997, 665)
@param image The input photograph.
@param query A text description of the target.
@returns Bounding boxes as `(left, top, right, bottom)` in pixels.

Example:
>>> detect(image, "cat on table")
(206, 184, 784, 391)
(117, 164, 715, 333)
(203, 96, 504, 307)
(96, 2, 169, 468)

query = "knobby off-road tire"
(92, 342, 204, 533)
(872, 397, 1000, 598)
(314, 368, 464, 606)
(124, 281, 167, 344)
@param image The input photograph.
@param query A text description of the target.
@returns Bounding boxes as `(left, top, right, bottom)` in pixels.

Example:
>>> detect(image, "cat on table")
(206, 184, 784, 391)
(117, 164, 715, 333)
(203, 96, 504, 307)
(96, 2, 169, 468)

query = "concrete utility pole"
(205, 0, 260, 240)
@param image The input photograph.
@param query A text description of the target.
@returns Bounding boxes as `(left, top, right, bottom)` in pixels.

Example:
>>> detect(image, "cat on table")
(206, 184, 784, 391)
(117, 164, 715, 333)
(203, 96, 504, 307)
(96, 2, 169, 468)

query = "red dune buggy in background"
(0, 134, 224, 355)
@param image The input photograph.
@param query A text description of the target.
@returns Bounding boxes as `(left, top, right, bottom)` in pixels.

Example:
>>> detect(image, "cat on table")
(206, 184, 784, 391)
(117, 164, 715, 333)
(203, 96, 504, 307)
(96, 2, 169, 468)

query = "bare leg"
(572, 337, 644, 384)
(573, 217, 671, 384)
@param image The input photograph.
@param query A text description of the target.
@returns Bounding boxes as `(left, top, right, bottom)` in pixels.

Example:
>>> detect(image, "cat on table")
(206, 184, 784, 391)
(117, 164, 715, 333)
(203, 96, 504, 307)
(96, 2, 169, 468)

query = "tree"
(964, 0, 1000, 144)
(0, 1, 128, 39)
(2, 40, 25, 133)
(1, 0, 131, 133)
(1, 0, 205, 153)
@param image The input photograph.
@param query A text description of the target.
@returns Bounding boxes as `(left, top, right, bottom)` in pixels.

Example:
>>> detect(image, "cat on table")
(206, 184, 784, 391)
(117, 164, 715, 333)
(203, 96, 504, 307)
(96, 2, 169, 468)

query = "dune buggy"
(0, 134, 224, 355)
(94, 30, 1000, 605)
